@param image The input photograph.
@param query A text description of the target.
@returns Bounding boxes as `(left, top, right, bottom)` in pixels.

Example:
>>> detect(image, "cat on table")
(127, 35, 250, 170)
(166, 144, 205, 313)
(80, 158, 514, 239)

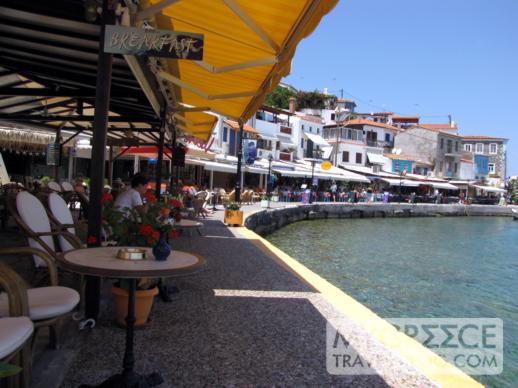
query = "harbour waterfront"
(266, 216, 518, 387)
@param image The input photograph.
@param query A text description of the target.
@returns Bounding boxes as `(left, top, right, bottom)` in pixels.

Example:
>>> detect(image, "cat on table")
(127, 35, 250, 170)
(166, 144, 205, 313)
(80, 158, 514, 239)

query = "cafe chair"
(0, 262, 34, 388)
(47, 181, 62, 193)
(8, 191, 82, 268)
(47, 192, 83, 253)
(0, 248, 80, 350)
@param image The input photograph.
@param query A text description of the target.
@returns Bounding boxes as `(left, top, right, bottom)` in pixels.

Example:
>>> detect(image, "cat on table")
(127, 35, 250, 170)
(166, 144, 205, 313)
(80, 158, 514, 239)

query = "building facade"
(393, 125, 463, 179)
(461, 136, 507, 186)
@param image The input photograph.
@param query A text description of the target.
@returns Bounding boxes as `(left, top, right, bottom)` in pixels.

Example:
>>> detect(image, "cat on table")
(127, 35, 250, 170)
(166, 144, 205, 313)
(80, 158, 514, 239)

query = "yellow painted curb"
(238, 227, 482, 388)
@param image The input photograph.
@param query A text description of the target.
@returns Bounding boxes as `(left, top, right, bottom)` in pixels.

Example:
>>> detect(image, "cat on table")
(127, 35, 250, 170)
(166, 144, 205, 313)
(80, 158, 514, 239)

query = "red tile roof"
(462, 135, 507, 140)
(223, 119, 257, 134)
(410, 124, 462, 138)
(297, 114, 324, 124)
(419, 123, 458, 130)
(343, 119, 401, 132)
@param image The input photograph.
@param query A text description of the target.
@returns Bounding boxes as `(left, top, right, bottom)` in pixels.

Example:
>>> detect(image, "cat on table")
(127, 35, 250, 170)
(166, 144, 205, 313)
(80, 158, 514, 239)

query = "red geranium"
(139, 223, 154, 236)
(169, 229, 178, 239)
(87, 235, 98, 245)
(174, 212, 182, 222)
(143, 191, 157, 204)
(170, 199, 183, 209)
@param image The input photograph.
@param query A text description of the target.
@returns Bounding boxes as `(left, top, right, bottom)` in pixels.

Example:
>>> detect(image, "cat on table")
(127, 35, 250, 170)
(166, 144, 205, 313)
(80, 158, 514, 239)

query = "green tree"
(264, 85, 296, 109)
(296, 90, 337, 110)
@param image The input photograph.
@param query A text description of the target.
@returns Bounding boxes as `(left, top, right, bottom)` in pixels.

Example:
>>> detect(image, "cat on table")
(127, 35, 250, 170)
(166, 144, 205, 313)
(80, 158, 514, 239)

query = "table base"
(79, 371, 163, 388)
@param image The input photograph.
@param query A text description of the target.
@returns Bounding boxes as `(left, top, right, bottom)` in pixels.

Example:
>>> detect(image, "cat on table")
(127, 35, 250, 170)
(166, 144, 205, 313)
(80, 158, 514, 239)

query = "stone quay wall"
(244, 203, 514, 236)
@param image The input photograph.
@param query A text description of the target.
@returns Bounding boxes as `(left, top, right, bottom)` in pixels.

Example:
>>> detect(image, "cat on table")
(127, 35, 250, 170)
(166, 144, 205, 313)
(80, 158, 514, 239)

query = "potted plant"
(260, 193, 271, 208)
(111, 278, 159, 327)
(224, 202, 243, 226)
(103, 195, 178, 327)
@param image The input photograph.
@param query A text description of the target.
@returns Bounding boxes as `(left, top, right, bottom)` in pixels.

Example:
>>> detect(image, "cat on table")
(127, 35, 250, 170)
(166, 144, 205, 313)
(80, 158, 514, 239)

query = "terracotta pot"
(111, 286, 158, 327)
(160, 207, 171, 217)
(224, 210, 243, 226)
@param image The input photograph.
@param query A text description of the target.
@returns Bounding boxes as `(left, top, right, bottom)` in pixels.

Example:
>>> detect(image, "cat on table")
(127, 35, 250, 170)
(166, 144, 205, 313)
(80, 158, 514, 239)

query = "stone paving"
(2, 204, 437, 387)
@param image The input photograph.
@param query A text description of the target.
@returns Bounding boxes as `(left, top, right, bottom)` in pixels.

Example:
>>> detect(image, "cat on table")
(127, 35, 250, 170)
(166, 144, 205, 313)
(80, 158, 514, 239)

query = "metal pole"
(309, 161, 315, 204)
(235, 122, 244, 203)
(155, 126, 165, 200)
(85, 0, 114, 320)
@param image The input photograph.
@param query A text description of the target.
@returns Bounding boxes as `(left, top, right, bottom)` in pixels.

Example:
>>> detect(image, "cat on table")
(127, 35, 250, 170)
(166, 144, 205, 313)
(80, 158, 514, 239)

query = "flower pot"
(272, 195, 279, 202)
(111, 286, 158, 327)
(224, 210, 243, 226)
(260, 199, 270, 208)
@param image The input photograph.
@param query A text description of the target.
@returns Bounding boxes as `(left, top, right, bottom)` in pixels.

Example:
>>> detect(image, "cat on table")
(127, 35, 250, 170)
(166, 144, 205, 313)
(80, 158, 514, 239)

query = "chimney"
(289, 97, 296, 113)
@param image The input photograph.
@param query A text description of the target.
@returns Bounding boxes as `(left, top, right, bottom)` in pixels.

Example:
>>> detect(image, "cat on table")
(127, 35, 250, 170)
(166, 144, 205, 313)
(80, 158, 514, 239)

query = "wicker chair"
(0, 262, 33, 388)
(7, 191, 82, 269)
(0, 247, 80, 350)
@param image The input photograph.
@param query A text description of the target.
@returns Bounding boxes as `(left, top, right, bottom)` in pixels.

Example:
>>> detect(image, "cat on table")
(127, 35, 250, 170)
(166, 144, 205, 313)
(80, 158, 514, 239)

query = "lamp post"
(399, 168, 407, 204)
(308, 150, 322, 204)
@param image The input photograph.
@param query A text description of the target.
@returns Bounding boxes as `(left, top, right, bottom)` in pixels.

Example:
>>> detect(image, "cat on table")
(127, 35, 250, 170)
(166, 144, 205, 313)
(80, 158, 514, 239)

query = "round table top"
(59, 247, 204, 278)
(176, 219, 203, 228)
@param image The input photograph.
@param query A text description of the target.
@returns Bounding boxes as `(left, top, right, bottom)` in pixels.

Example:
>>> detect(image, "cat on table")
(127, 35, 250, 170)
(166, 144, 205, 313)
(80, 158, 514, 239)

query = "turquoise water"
(267, 217, 518, 387)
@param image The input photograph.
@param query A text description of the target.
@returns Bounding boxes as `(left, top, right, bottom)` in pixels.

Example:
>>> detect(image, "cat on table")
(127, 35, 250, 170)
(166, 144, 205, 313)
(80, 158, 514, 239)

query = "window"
(454, 162, 458, 173)
(440, 138, 444, 149)
(455, 141, 459, 152)
(317, 127, 320, 134)
(355, 152, 362, 164)
(331, 113, 336, 120)
(464, 144, 472, 152)
(439, 161, 443, 173)
(342, 151, 349, 162)
(309, 126, 312, 133)
(475, 143, 483, 153)
(447, 139, 452, 153)
(301, 124, 304, 130)
(223, 127, 228, 142)
(488, 163, 495, 174)
(490, 143, 497, 154)
(301, 138, 304, 148)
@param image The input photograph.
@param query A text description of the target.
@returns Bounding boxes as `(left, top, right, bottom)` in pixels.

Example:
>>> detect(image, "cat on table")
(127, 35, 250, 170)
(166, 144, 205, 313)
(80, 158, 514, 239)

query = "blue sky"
(283, 0, 518, 176)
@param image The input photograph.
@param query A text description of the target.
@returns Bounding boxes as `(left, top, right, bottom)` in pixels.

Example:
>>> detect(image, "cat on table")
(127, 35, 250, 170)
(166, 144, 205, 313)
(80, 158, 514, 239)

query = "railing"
(366, 140, 394, 148)
(280, 126, 292, 135)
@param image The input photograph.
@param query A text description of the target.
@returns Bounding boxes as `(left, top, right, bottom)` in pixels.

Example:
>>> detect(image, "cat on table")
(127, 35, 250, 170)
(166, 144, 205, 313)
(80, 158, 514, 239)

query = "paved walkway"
(49, 207, 435, 387)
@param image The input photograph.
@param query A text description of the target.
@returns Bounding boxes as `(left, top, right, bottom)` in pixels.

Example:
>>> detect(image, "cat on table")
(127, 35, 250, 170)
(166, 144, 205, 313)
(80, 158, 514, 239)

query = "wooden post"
(108, 145, 113, 186)
(85, 0, 114, 320)
(235, 121, 244, 203)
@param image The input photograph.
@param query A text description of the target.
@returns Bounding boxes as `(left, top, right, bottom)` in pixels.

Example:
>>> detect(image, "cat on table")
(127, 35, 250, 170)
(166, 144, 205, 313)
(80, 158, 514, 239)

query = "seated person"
(114, 174, 148, 217)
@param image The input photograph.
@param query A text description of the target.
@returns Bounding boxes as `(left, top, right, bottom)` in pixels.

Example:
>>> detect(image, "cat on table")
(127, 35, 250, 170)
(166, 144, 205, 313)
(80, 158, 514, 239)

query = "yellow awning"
(173, 110, 218, 141)
(139, 0, 337, 136)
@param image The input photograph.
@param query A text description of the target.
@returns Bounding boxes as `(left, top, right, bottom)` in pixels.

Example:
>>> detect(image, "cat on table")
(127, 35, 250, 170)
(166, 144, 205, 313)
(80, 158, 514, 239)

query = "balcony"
(280, 125, 292, 135)
(366, 140, 394, 148)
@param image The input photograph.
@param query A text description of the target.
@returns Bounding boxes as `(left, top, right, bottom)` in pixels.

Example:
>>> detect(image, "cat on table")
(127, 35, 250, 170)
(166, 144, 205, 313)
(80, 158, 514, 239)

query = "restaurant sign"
(104, 25, 203, 60)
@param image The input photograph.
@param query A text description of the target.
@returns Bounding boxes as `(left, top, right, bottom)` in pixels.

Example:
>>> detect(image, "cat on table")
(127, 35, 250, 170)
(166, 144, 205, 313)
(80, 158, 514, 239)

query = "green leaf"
(0, 362, 22, 378)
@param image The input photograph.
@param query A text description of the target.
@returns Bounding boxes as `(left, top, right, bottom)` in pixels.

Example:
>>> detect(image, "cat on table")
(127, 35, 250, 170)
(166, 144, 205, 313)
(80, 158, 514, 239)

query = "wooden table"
(59, 247, 204, 388)
(176, 219, 203, 236)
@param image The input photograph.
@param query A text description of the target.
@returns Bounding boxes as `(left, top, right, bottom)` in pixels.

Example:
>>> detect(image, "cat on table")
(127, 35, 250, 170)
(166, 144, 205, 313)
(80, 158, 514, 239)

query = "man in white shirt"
(114, 175, 148, 216)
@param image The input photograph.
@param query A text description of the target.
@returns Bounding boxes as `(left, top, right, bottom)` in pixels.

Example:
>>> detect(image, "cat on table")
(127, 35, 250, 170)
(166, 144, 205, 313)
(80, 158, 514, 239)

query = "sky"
(283, 0, 518, 176)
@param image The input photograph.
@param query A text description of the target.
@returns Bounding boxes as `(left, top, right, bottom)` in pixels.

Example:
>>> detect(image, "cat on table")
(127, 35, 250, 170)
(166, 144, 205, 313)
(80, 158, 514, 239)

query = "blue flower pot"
(153, 232, 171, 261)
